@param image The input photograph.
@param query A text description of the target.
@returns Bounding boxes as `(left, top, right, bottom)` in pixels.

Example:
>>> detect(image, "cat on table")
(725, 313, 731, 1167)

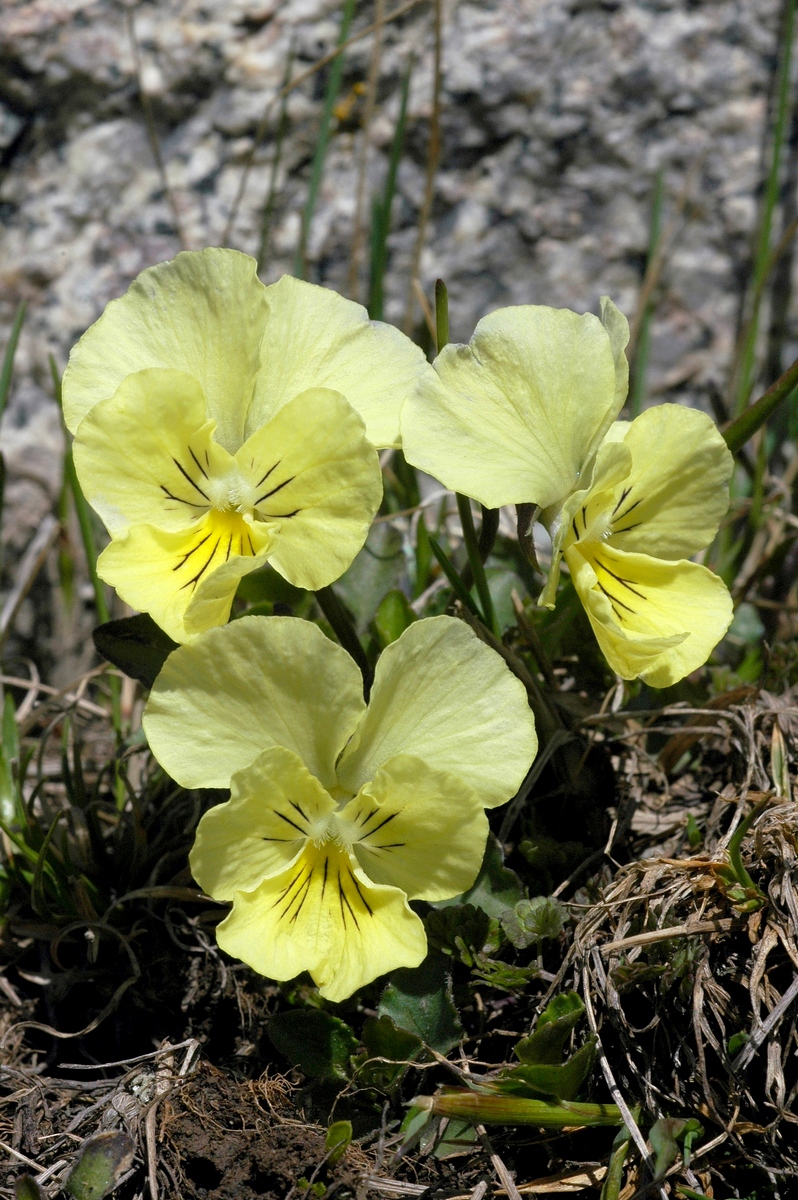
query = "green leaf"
(14, 1178, 42, 1200)
(64, 1132, 135, 1200)
(514, 992, 585, 1065)
(416, 1090, 622, 1129)
(235, 563, 309, 612)
(268, 1009, 359, 1081)
(325, 1120, 352, 1166)
(500, 896, 566, 949)
(0, 693, 18, 826)
(379, 952, 463, 1054)
(727, 1031, 748, 1057)
(432, 1116, 478, 1159)
(358, 1014, 423, 1090)
(362, 1013, 423, 1062)
(648, 1117, 704, 1181)
(93, 613, 178, 689)
(494, 1038, 596, 1101)
(374, 589, 416, 648)
(436, 834, 523, 919)
(425, 903, 495, 964)
(335, 522, 407, 632)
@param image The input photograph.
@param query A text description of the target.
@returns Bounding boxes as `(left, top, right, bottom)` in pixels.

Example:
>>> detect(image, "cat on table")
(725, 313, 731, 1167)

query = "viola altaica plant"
(62, 248, 433, 642)
(401, 301, 734, 685)
(143, 615, 537, 1001)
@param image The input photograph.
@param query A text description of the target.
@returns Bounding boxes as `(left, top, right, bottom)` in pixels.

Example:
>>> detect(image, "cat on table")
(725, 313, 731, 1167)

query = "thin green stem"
(315, 585, 373, 698)
(427, 534, 482, 619)
(628, 170, 664, 418)
(434, 277, 449, 353)
(257, 43, 294, 273)
(0, 301, 26, 424)
(732, 0, 797, 415)
(294, 0, 357, 279)
(723, 352, 798, 453)
(457, 494, 498, 637)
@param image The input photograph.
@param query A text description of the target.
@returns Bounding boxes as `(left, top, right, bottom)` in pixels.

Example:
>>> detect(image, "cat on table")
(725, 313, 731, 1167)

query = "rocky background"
(0, 0, 794, 679)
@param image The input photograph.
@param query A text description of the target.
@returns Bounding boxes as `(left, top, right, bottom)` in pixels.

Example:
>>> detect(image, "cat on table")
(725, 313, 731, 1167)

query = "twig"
(1, 672, 108, 720)
(475, 1126, 522, 1200)
(0, 514, 60, 650)
(582, 957, 669, 1200)
(731, 971, 798, 1071)
(599, 918, 734, 955)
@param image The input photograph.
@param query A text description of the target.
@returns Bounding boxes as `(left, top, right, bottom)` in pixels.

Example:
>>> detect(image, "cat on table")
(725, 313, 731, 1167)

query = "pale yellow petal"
(568, 542, 733, 687)
(97, 512, 273, 644)
(72, 368, 232, 536)
(143, 615, 366, 790)
(607, 405, 733, 558)
(599, 297, 630, 413)
(338, 754, 488, 901)
(401, 304, 624, 510)
(236, 388, 382, 590)
(63, 248, 268, 450)
(336, 616, 537, 808)
(247, 275, 434, 449)
(542, 439, 633, 607)
(189, 747, 336, 899)
(216, 842, 427, 1001)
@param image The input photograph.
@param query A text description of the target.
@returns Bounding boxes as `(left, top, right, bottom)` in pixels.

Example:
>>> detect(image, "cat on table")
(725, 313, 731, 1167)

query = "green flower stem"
(414, 1090, 623, 1129)
(457, 493, 499, 637)
(315, 585, 373, 698)
(434, 277, 449, 353)
(723, 353, 798, 453)
(50, 357, 122, 744)
(427, 534, 482, 619)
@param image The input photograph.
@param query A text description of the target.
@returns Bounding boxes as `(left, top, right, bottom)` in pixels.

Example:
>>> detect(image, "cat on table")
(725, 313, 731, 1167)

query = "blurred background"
(0, 0, 795, 684)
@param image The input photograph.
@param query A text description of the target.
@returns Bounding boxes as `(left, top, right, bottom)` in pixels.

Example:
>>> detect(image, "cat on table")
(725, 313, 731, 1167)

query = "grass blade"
(0, 301, 26, 425)
(294, 0, 358, 280)
(722, 352, 798, 453)
(730, 0, 797, 415)
(367, 55, 412, 318)
(628, 170, 664, 418)
(257, 42, 295, 273)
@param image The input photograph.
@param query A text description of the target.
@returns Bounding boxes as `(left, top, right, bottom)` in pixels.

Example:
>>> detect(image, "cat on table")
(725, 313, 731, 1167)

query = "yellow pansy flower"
(539, 404, 734, 687)
(400, 298, 629, 511)
(63, 248, 434, 642)
(401, 300, 733, 685)
(143, 615, 537, 1001)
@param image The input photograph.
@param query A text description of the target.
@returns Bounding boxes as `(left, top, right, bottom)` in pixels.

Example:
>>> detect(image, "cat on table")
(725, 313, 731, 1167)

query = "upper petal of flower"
(72, 368, 233, 537)
(143, 616, 366, 790)
(63, 249, 269, 451)
(215, 842, 427, 1002)
(400, 300, 628, 510)
(336, 616, 537, 808)
(189, 745, 337, 900)
(338, 754, 489, 901)
(235, 387, 383, 591)
(98, 513, 273, 643)
(604, 405, 733, 559)
(247, 275, 435, 449)
(568, 541, 733, 687)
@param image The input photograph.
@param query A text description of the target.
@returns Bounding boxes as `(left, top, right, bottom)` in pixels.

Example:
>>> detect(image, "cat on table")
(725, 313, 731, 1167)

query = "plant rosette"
(143, 615, 537, 1001)
(401, 301, 733, 685)
(63, 247, 434, 642)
